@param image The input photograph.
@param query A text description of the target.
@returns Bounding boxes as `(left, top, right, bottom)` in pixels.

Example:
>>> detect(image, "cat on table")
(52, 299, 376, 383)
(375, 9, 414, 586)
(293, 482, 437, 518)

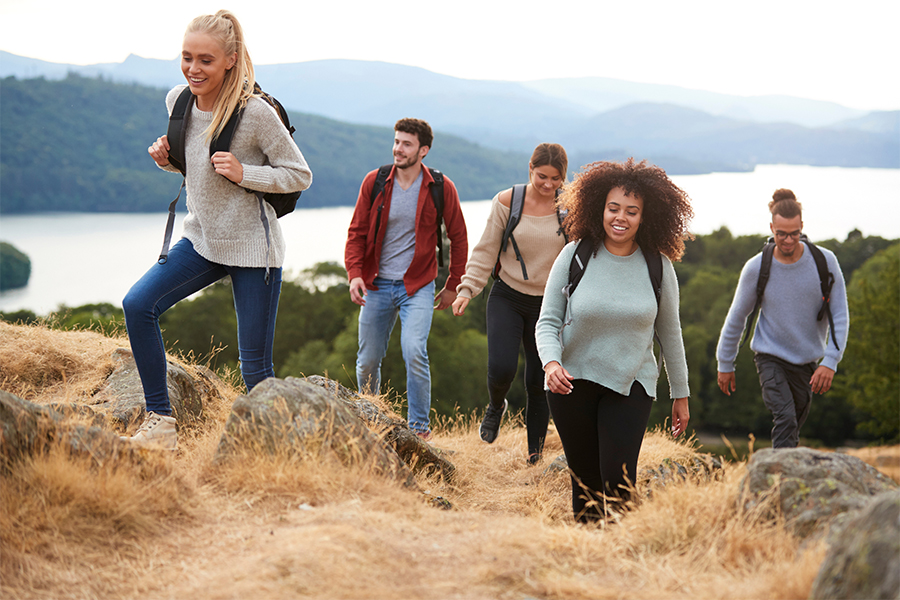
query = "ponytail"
(185, 10, 256, 142)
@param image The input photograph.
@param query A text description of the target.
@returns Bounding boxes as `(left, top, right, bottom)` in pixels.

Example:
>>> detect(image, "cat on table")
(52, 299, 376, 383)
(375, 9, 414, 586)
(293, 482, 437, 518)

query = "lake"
(1, 164, 898, 314)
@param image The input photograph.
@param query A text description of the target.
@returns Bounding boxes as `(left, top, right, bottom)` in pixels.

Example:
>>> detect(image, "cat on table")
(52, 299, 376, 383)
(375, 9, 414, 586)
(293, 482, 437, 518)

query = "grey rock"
(809, 490, 900, 600)
(301, 375, 456, 481)
(90, 348, 221, 429)
(739, 447, 898, 539)
(640, 455, 724, 495)
(214, 378, 418, 488)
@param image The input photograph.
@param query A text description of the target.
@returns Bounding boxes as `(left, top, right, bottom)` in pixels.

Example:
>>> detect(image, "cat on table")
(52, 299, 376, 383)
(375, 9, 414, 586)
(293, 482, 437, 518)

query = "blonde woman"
(122, 10, 312, 449)
(452, 143, 568, 464)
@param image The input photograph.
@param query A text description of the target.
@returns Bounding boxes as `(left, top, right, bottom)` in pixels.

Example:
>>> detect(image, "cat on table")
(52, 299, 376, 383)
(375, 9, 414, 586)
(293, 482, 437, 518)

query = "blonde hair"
(185, 10, 256, 141)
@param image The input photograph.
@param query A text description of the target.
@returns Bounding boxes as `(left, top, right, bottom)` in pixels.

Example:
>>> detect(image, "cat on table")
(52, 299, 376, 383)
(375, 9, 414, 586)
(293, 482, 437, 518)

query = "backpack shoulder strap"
(566, 238, 594, 297)
(165, 87, 193, 175)
(368, 164, 394, 244)
(428, 168, 446, 268)
(739, 239, 775, 349)
(495, 184, 528, 280)
(209, 104, 243, 157)
(646, 251, 663, 307)
(802, 235, 840, 350)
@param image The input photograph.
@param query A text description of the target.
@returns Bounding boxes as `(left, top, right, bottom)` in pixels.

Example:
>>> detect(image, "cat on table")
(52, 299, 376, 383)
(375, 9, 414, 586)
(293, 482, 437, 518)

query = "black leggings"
(485, 279, 549, 456)
(548, 380, 653, 522)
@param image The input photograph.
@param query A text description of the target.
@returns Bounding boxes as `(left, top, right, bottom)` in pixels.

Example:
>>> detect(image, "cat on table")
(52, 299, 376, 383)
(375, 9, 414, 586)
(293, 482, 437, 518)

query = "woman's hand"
(671, 397, 690, 437)
(211, 151, 244, 184)
(148, 135, 170, 167)
(451, 296, 469, 316)
(544, 361, 574, 395)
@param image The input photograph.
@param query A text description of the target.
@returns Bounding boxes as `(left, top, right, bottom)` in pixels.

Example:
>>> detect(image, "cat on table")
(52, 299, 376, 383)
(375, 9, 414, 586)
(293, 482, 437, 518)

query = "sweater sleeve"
(820, 249, 849, 372)
(238, 98, 312, 195)
(716, 255, 762, 373)
(535, 242, 576, 369)
(456, 194, 508, 299)
(656, 256, 690, 399)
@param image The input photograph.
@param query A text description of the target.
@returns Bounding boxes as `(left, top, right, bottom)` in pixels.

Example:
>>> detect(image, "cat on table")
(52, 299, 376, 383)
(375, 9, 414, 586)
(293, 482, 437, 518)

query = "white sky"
(1, 0, 898, 111)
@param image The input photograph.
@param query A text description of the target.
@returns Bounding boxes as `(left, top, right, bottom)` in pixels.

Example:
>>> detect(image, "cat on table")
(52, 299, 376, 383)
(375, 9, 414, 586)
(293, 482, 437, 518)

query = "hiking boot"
(479, 399, 508, 444)
(527, 452, 543, 466)
(416, 429, 433, 442)
(120, 411, 177, 450)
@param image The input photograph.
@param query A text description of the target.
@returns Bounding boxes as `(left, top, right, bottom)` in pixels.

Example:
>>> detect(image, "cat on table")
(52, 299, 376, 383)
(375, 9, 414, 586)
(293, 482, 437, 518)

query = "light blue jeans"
(356, 277, 435, 433)
(123, 238, 281, 415)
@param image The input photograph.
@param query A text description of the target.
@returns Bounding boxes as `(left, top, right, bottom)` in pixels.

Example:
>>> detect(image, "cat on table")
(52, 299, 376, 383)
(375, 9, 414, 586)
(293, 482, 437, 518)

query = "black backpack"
(368, 164, 446, 267)
(158, 84, 302, 274)
(491, 184, 568, 280)
(561, 239, 665, 370)
(739, 234, 839, 350)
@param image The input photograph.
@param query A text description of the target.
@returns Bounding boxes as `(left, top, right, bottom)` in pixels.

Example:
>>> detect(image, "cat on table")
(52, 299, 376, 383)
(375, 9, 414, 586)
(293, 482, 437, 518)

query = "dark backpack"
(739, 234, 839, 350)
(491, 184, 568, 280)
(368, 164, 446, 267)
(561, 239, 665, 370)
(158, 84, 302, 275)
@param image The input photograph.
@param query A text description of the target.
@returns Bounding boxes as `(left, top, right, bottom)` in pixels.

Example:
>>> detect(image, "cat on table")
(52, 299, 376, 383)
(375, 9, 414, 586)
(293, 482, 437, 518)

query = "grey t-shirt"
(378, 169, 423, 280)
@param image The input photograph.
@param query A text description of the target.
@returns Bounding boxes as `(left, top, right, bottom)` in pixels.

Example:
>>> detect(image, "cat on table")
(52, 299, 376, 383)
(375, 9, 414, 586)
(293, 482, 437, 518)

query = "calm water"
(1, 164, 898, 314)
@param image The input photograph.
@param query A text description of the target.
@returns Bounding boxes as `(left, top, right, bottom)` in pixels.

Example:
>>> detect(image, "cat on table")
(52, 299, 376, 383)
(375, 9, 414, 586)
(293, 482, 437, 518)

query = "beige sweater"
(162, 85, 312, 269)
(457, 193, 567, 298)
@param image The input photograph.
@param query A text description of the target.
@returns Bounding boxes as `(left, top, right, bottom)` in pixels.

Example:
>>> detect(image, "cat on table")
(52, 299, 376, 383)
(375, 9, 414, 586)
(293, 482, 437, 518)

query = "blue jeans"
(356, 277, 435, 432)
(123, 238, 282, 415)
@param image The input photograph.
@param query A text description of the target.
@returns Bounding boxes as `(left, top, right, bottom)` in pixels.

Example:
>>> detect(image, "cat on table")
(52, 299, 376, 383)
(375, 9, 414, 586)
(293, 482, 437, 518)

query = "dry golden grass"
(1, 321, 888, 600)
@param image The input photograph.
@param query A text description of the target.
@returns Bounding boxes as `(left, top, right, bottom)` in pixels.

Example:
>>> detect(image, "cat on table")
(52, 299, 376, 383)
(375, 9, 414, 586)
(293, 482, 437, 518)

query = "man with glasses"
(714, 188, 849, 448)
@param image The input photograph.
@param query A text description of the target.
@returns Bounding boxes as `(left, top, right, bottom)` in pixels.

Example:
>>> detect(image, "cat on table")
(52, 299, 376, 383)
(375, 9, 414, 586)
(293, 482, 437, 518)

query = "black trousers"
(485, 278, 550, 457)
(548, 380, 653, 522)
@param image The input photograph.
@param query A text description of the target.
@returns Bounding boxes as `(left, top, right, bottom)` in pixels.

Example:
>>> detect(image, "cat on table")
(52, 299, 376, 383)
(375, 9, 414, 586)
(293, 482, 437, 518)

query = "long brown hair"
(185, 10, 256, 142)
(560, 158, 694, 261)
(530, 143, 568, 181)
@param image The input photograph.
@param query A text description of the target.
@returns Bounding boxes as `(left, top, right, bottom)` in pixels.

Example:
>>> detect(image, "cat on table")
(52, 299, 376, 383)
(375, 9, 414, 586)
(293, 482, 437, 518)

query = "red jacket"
(344, 164, 468, 296)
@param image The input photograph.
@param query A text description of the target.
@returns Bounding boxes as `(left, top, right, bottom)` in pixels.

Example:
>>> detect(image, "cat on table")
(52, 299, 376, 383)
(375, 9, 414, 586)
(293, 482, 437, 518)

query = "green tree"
(834, 243, 900, 441)
(0, 242, 31, 291)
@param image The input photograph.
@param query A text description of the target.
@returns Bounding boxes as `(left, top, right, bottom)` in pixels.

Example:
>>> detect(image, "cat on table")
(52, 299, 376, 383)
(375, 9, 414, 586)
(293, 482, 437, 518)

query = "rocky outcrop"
(739, 447, 898, 540)
(214, 378, 419, 489)
(302, 375, 455, 480)
(809, 490, 900, 600)
(89, 348, 223, 429)
(0, 390, 146, 469)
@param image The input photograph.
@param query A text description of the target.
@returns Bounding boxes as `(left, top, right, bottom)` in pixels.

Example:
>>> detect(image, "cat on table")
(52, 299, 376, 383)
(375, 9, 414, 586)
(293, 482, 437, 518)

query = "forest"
(0, 74, 525, 212)
(3, 228, 897, 447)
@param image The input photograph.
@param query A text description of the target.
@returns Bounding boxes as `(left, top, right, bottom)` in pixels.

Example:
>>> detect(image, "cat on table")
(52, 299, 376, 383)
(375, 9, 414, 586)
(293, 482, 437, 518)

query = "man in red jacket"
(344, 118, 468, 439)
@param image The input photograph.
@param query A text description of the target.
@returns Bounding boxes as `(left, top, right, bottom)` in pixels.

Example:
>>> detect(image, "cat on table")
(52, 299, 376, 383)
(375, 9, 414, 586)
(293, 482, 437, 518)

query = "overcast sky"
(1, 0, 898, 111)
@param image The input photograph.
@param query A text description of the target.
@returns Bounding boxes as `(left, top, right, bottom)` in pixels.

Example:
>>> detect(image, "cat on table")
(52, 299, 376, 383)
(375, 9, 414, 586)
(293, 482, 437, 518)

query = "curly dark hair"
(769, 188, 802, 220)
(560, 158, 694, 261)
(394, 118, 433, 149)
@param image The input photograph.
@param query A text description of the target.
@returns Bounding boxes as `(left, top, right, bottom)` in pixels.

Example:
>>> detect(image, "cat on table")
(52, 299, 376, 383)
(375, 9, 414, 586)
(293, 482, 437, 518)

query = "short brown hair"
(769, 188, 803, 220)
(530, 143, 568, 180)
(560, 158, 694, 261)
(394, 118, 433, 149)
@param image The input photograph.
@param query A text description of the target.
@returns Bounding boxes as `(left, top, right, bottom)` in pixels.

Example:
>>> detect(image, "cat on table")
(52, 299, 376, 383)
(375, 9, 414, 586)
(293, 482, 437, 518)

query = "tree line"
(3, 229, 897, 445)
(0, 74, 525, 214)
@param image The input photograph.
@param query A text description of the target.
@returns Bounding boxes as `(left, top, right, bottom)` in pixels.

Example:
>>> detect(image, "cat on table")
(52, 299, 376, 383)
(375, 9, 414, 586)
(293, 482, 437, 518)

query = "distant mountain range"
(1, 50, 898, 186)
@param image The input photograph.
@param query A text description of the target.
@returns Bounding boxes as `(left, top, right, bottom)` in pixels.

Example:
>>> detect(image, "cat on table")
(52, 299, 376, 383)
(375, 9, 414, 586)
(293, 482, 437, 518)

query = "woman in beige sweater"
(452, 144, 568, 463)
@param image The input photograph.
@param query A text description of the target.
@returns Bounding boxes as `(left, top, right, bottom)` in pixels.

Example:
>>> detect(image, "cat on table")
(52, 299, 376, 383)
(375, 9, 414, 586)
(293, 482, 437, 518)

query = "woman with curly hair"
(535, 158, 693, 523)
(452, 143, 569, 464)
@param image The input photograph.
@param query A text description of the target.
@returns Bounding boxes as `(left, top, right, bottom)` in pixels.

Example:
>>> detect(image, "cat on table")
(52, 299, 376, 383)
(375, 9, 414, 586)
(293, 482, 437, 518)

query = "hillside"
(0, 74, 524, 213)
(2, 320, 897, 599)
(2, 51, 897, 173)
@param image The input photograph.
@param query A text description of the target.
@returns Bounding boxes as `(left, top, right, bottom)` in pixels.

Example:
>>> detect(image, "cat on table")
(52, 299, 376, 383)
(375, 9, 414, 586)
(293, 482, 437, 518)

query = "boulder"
(809, 490, 900, 600)
(0, 390, 150, 469)
(640, 454, 724, 494)
(90, 348, 222, 429)
(301, 375, 455, 480)
(739, 447, 898, 539)
(214, 378, 418, 489)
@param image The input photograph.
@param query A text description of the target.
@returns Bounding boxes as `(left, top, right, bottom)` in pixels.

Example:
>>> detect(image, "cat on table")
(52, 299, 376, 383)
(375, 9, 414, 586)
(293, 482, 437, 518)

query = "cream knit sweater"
(457, 192, 567, 299)
(161, 85, 312, 269)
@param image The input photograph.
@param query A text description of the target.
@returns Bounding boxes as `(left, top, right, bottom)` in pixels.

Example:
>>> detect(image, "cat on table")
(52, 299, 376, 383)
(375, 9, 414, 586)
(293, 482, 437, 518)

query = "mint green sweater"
(535, 242, 690, 400)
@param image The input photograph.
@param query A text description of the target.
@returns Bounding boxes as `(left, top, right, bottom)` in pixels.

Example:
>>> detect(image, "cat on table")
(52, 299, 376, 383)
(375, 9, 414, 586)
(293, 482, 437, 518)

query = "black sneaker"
(479, 399, 508, 444)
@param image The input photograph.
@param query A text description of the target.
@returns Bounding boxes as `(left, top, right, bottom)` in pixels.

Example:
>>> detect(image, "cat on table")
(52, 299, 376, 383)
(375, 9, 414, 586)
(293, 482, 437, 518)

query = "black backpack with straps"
(491, 183, 568, 280)
(739, 234, 839, 350)
(158, 84, 301, 276)
(368, 164, 447, 267)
